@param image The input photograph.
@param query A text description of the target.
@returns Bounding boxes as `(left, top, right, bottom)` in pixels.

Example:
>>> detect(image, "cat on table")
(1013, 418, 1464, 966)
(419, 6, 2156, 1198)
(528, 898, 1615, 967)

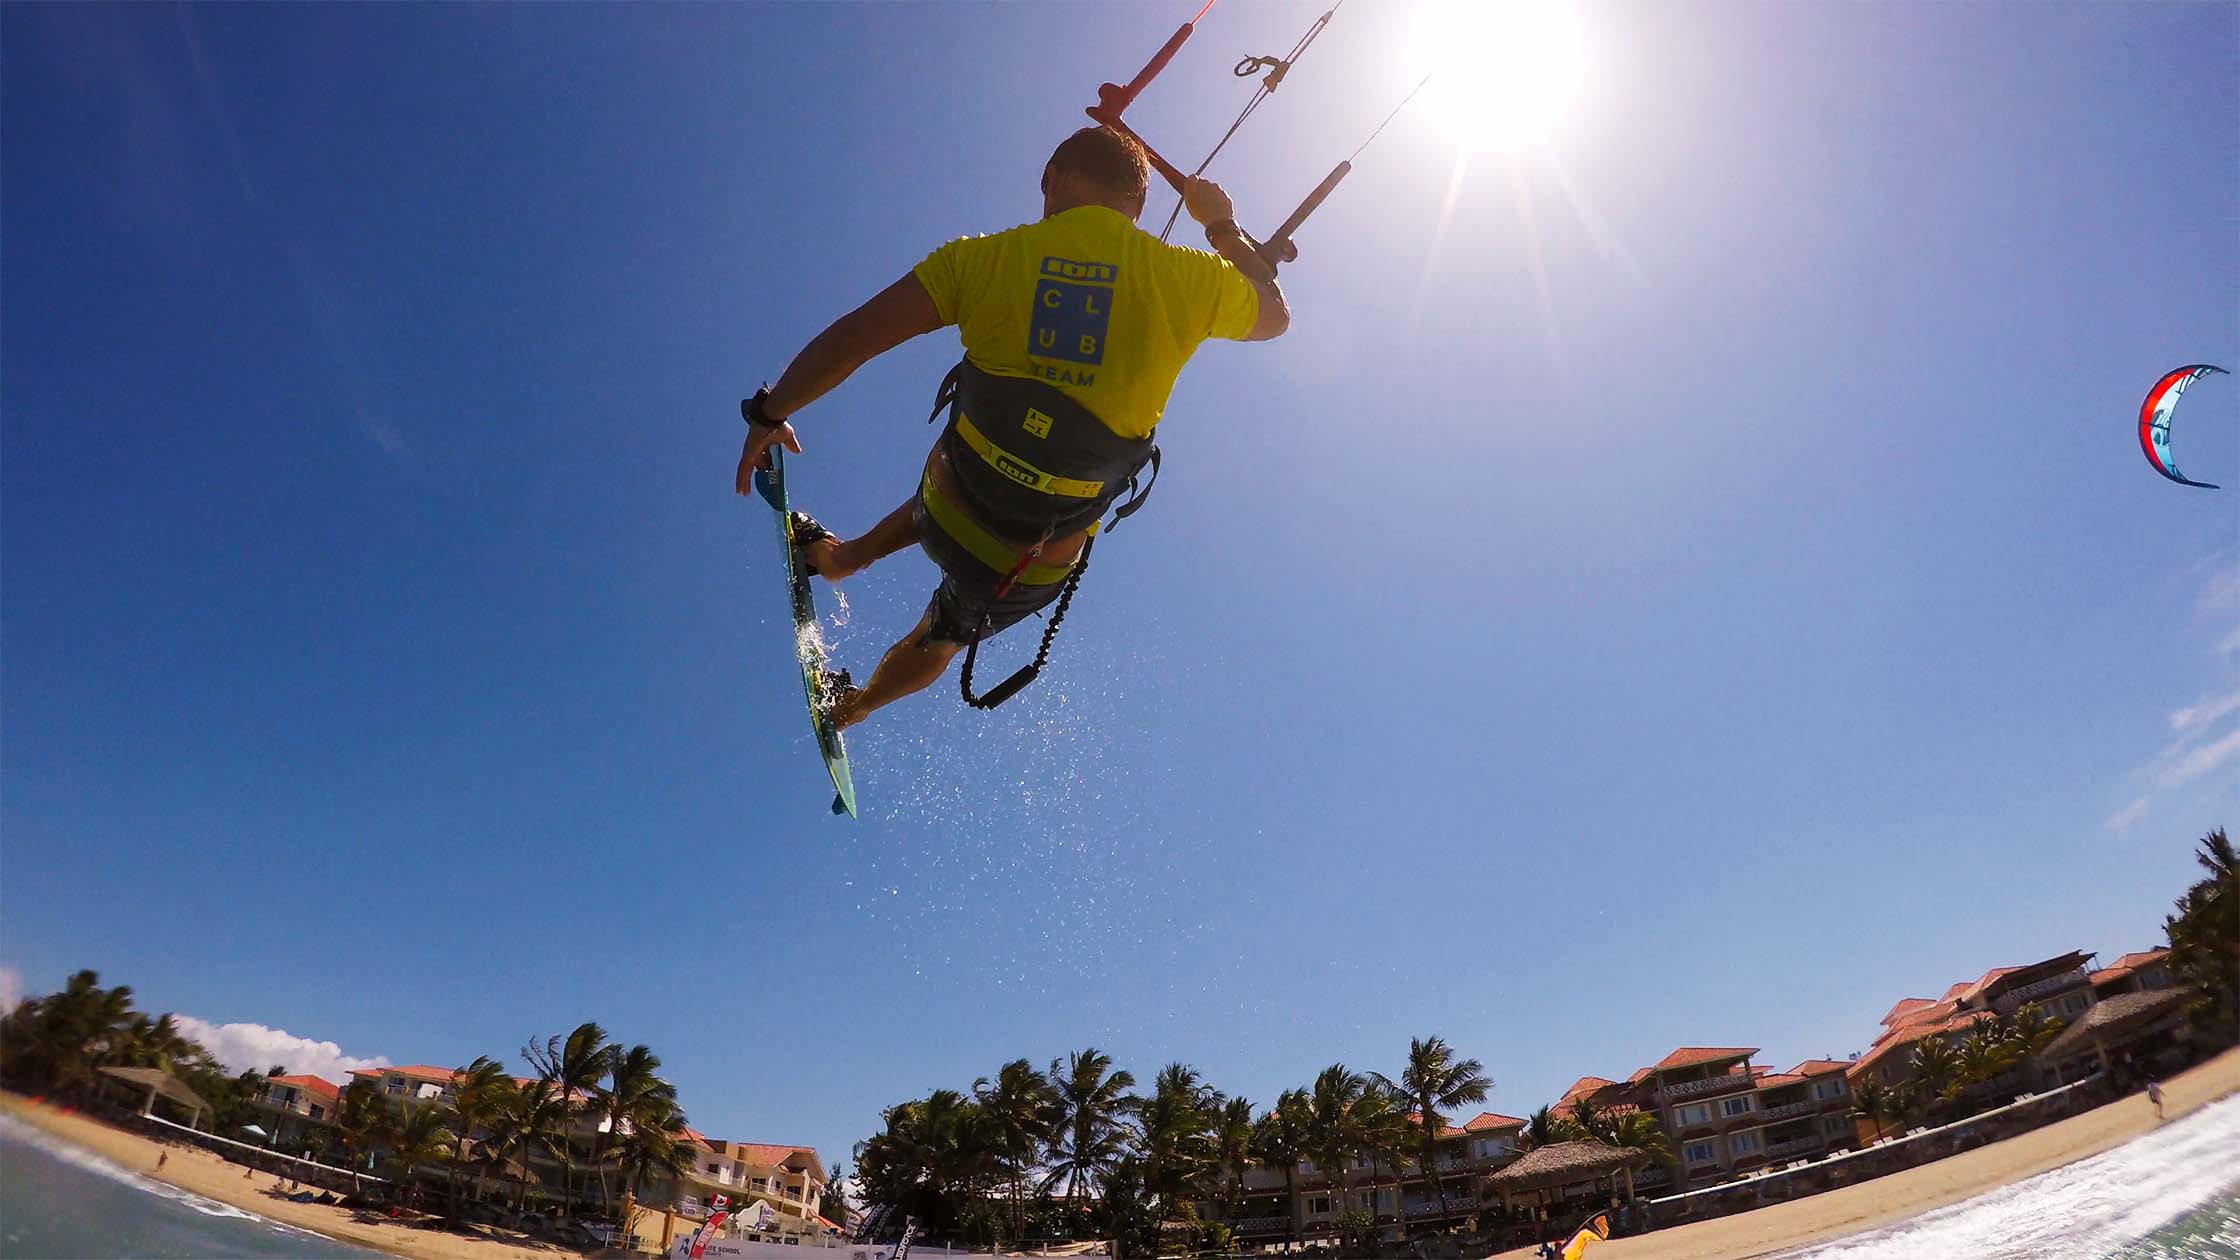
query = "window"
(1684, 1142, 1717, 1166)
(1812, 1079, 1846, 1101)
(1823, 1115, 1851, 1134)
(1720, 1096, 1753, 1117)
(1308, 1196, 1332, 1215)
(2059, 992, 2090, 1016)
(1728, 1131, 1761, 1157)
(309, 1105, 325, 1122)
(1673, 1103, 1712, 1127)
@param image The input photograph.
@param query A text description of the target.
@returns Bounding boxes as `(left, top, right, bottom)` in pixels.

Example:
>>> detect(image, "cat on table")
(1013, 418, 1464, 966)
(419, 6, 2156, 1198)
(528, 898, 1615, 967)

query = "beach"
(0, 1094, 571, 1260)
(1492, 1046, 2240, 1260)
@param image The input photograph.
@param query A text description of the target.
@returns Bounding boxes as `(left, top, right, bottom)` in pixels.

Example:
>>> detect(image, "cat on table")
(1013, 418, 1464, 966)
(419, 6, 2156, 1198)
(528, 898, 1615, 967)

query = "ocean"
(0, 1114, 379, 1259)
(1779, 1094, 2240, 1260)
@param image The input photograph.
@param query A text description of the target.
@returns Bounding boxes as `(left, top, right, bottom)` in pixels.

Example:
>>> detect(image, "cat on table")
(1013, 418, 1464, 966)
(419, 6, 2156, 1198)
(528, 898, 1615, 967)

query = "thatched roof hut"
(1484, 1141, 1648, 1210)
(2042, 988, 2190, 1069)
(97, 1065, 212, 1128)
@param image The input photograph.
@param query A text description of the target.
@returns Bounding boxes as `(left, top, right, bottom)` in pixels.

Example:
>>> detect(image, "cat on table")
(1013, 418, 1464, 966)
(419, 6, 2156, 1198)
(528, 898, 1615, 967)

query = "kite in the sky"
(2138, 364, 2226, 489)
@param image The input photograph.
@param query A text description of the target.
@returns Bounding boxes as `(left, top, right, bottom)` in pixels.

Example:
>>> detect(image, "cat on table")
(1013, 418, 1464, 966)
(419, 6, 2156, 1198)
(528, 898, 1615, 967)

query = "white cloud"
(0, 964, 22, 1015)
(172, 1016, 389, 1084)
(2106, 795, 2154, 836)
(2155, 727, 2240, 791)
(2169, 688, 2240, 734)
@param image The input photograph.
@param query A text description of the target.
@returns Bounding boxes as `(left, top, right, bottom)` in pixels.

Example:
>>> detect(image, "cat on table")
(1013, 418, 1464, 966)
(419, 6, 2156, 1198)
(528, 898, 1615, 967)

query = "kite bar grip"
(1257, 159, 1352, 269)
(1099, 17, 1199, 119)
(973, 664, 1043, 709)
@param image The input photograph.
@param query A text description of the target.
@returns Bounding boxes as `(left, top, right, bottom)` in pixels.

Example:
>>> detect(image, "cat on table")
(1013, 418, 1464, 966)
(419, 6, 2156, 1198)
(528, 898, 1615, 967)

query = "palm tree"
(1953, 1030, 2021, 1108)
(1248, 1091, 1310, 1247)
(386, 1101, 458, 1199)
(1851, 1080, 1898, 1144)
(597, 1044, 678, 1215)
(2166, 828, 2239, 1039)
(973, 1059, 1058, 1243)
(1135, 1063, 1216, 1216)
(1517, 1106, 1562, 1153)
(615, 1098, 693, 1245)
(1305, 1064, 1368, 1237)
(1600, 1113, 1672, 1199)
(1565, 1096, 1608, 1143)
(333, 1077, 391, 1171)
(1377, 1035, 1490, 1223)
(1908, 1037, 1961, 1121)
(1349, 1085, 1413, 1233)
(524, 1023, 613, 1215)
(1042, 1048, 1136, 1216)
(1205, 1095, 1255, 1225)
(483, 1079, 570, 1212)
(444, 1057, 516, 1211)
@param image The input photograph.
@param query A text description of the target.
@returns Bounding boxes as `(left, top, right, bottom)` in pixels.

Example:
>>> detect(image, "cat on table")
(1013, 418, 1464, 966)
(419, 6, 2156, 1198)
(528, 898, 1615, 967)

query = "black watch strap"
(741, 389, 785, 430)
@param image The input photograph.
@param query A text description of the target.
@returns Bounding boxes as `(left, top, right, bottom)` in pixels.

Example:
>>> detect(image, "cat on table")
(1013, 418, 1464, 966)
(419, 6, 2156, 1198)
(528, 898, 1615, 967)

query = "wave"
(1781, 1095, 2240, 1260)
(0, 1112, 353, 1245)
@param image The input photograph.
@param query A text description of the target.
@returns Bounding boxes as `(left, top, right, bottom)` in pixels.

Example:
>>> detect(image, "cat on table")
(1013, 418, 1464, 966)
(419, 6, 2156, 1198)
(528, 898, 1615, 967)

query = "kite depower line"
(1084, 0, 1436, 273)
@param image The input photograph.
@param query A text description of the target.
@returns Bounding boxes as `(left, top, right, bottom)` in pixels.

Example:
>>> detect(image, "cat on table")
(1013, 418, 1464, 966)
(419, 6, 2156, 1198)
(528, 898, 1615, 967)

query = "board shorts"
(913, 472, 1078, 647)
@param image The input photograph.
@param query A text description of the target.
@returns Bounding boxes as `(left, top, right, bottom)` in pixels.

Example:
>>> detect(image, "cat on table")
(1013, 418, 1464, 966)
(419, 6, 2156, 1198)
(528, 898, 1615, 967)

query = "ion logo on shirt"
(1031, 257, 1116, 373)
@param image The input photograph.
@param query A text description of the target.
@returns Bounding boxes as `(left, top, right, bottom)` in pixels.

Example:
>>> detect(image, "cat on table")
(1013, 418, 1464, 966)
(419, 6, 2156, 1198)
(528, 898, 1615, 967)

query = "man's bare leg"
(803, 497, 918, 582)
(831, 611, 959, 730)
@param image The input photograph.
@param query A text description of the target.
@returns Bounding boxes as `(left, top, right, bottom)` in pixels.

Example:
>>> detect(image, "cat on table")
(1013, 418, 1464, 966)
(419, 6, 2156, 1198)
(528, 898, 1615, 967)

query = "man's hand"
(1183, 177, 1236, 229)
(733, 421, 801, 496)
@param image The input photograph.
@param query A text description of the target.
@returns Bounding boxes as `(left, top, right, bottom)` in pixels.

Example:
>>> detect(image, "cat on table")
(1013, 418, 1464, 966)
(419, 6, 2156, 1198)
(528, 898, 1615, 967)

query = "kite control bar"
(1087, 0, 1365, 275)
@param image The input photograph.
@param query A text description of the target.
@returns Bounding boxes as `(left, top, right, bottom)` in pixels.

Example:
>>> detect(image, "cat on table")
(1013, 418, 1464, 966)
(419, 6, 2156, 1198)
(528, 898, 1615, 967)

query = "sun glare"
(1409, 0, 1587, 150)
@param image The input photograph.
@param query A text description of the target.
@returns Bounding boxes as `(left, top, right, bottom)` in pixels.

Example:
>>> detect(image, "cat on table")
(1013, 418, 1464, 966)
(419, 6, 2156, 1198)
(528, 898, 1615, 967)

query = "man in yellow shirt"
(735, 127, 1289, 729)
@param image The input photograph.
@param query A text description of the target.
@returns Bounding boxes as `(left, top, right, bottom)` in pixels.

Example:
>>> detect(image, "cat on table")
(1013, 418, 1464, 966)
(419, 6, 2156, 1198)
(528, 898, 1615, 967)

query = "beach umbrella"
(243, 1124, 269, 1139)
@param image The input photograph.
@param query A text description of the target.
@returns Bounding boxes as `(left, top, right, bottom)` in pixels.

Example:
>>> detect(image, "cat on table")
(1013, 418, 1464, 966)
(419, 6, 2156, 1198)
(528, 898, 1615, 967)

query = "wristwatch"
(741, 388, 786, 430)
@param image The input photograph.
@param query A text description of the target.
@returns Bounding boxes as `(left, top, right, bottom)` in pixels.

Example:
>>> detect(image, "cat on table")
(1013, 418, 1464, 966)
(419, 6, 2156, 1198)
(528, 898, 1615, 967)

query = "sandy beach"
(0, 1093, 574, 1260)
(1492, 1046, 2240, 1260)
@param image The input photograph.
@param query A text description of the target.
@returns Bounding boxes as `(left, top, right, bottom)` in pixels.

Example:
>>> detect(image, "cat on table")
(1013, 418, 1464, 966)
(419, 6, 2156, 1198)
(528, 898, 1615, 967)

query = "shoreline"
(1490, 1045, 2240, 1259)
(0, 1093, 575, 1260)
(8, 1049, 2238, 1260)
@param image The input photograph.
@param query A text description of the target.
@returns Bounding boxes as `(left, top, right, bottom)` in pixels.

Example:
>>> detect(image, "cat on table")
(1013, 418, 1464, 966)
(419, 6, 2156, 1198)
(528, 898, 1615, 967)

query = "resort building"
(1552, 1048, 1854, 1194)
(1219, 1110, 1527, 1245)
(628, 1133, 837, 1253)
(1846, 949, 2099, 1100)
(2089, 949, 2173, 999)
(249, 1073, 343, 1146)
(348, 1064, 467, 1106)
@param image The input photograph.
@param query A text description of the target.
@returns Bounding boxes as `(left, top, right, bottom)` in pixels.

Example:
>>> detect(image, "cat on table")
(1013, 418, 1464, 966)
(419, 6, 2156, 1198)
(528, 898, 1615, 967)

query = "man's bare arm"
(736, 275, 945, 493)
(767, 274, 946, 418)
(1185, 178, 1289, 343)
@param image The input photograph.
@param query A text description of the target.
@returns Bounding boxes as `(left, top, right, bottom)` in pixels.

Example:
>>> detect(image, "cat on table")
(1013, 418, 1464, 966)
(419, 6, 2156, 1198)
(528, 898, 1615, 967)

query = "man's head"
(1041, 126, 1150, 221)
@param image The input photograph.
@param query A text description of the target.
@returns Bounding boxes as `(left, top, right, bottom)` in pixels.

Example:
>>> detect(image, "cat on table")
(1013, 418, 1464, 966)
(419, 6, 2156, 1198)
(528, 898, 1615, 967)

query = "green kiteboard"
(753, 447, 857, 818)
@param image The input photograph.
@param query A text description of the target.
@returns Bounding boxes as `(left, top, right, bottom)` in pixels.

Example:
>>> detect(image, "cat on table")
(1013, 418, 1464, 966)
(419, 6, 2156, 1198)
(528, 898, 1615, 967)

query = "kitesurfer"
(735, 126, 1289, 728)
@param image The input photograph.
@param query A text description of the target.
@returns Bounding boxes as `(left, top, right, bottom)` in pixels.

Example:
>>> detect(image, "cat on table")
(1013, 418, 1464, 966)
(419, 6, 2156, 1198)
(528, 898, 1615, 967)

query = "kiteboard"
(752, 447, 857, 818)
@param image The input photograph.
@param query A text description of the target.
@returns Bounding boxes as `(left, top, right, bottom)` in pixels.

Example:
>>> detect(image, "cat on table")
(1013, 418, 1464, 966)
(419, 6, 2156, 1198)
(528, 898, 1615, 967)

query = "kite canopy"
(2138, 364, 2226, 489)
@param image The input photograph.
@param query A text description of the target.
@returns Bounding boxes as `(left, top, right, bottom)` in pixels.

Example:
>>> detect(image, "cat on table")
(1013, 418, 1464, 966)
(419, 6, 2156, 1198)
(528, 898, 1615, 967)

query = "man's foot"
(818, 667, 862, 729)
(788, 512, 841, 578)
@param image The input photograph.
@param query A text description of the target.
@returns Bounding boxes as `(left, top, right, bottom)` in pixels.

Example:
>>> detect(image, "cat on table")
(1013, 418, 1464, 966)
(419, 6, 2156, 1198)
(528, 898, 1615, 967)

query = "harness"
(924, 361, 1161, 708)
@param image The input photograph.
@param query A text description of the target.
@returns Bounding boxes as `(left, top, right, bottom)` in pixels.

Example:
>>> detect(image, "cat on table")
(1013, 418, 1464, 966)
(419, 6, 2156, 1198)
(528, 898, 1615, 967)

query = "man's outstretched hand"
(734, 420, 801, 496)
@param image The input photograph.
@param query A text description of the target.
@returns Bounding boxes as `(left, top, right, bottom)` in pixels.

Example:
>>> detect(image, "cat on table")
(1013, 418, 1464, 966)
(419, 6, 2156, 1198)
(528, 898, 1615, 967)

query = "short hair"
(1042, 126, 1150, 206)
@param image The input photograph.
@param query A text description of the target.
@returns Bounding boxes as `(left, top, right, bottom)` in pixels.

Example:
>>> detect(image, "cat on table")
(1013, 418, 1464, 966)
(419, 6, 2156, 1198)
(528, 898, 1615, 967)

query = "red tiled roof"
(349, 1065, 457, 1084)
(1752, 1073, 1803, 1089)
(270, 1074, 341, 1101)
(1848, 1011, 1996, 1079)
(1653, 1047, 1757, 1072)
(1560, 1076, 1614, 1102)
(1881, 998, 1934, 1026)
(2090, 950, 2170, 985)
(1460, 1111, 1528, 1133)
(1789, 1060, 1850, 1077)
(1627, 1067, 1651, 1084)
(1939, 981, 1972, 1002)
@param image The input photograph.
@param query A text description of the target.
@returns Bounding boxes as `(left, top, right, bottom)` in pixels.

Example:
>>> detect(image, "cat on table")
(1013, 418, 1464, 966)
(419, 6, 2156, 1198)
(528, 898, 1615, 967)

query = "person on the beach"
(155, 1148, 168, 1173)
(733, 125, 1289, 730)
(2146, 1078, 2165, 1121)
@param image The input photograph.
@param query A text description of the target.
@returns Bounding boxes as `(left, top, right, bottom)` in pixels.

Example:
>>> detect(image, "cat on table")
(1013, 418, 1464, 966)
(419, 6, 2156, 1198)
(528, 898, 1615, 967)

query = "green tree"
(1205, 1095, 1256, 1226)
(1377, 1035, 1490, 1224)
(1134, 1062, 1217, 1216)
(1042, 1048, 1136, 1216)
(1517, 1105, 1562, 1153)
(1248, 1090, 1311, 1247)
(972, 1059, 1058, 1243)
(1850, 1080, 1898, 1144)
(1600, 1112, 1672, 1199)
(597, 1043, 680, 1216)
(1907, 1037, 1961, 1120)
(385, 1100, 458, 1195)
(444, 1056, 516, 1209)
(1305, 1064, 1369, 1237)
(523, 1022, 613, 1215)
(2166, 828, 2240, 1042)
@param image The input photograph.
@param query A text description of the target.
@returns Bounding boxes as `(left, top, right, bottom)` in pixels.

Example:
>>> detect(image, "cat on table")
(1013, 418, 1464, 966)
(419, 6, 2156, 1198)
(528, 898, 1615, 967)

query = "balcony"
(1403, 1198, 1475, 1219)
(1756, 1101, 1814, 1125)
(1995, 969, 2092, 1012)
(1665, 1073, 1753, 1102)
(1766, 1136, 1821, 1160)
(1229, 1216, 1290, 1235)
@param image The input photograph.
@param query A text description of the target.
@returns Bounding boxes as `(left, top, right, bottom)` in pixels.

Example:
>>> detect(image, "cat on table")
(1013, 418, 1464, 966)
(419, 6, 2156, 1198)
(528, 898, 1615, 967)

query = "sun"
(1408, 0, 1588, 149)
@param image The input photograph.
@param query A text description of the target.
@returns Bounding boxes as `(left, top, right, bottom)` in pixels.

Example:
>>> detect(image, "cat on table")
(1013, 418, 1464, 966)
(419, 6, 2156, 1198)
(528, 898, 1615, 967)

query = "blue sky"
(4, 1, 2234, 1171)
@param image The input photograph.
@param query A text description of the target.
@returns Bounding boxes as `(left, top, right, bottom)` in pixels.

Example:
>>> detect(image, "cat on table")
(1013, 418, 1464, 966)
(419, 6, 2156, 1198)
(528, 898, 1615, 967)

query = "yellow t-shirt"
(912, 205, 1260, 440)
